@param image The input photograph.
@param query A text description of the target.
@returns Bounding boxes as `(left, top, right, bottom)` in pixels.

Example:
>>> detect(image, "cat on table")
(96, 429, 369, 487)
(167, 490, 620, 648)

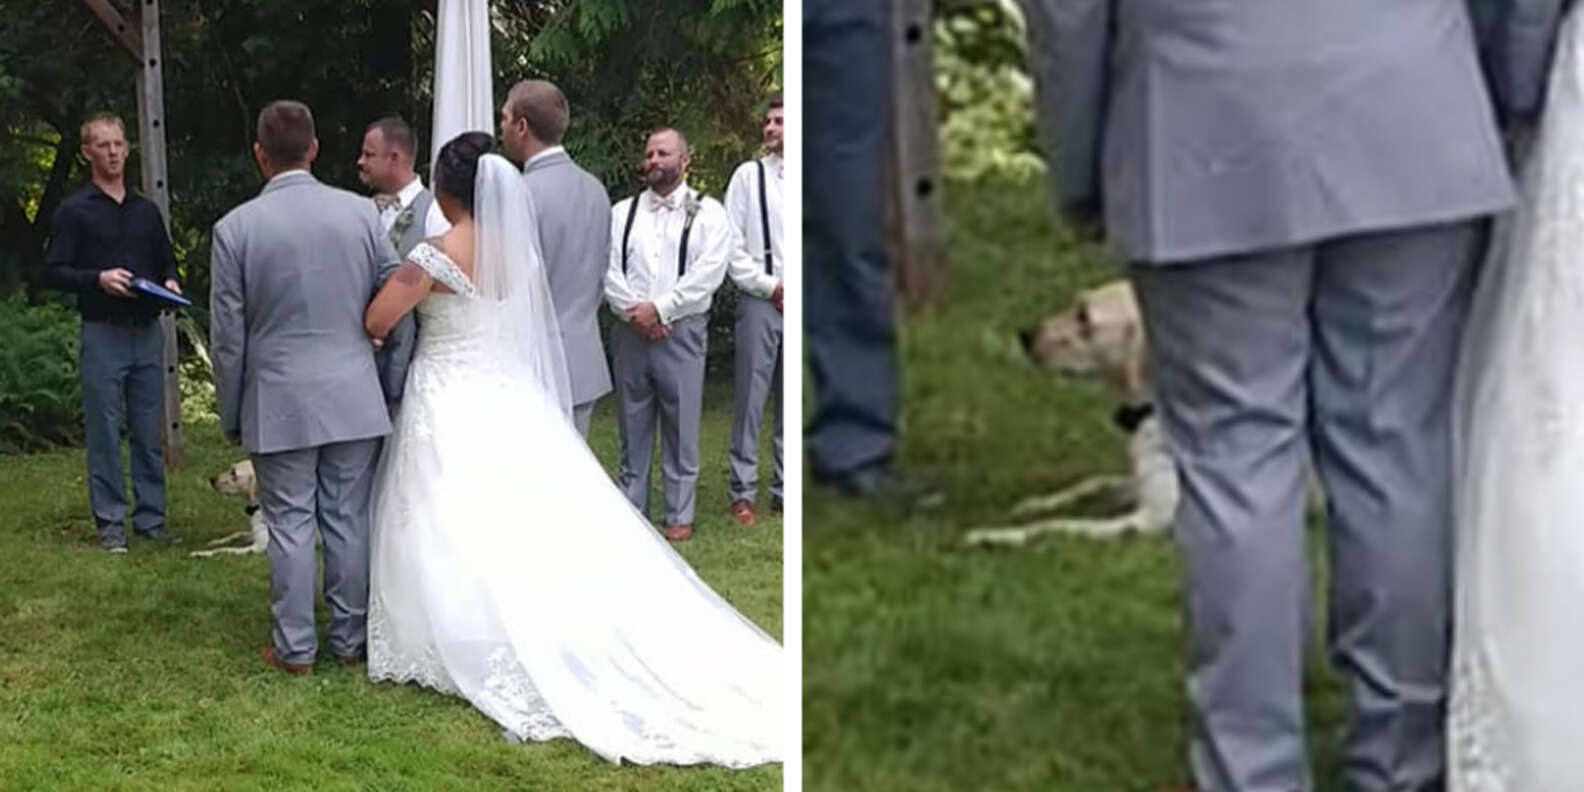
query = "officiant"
(43, 112, 182, 553)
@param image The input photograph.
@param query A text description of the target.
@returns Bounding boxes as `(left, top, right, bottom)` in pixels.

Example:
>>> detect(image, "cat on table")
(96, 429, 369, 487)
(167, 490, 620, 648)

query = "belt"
(86, 314, 158, 328)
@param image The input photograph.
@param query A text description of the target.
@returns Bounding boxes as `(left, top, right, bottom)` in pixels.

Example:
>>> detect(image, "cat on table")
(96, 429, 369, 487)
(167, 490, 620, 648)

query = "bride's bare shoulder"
(431, 226, 475, 279)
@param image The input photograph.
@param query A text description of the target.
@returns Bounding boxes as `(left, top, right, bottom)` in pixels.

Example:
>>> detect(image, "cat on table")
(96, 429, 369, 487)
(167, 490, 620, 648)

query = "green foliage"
(503, 0, 783, 197)
(2, 0, 781, 374)
(934, 0, 1044, 182)
(0, 296, 82, 454)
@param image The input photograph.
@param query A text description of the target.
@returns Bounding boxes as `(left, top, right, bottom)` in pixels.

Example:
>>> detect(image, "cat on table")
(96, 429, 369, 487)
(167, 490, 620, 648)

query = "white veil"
(471, 153, 574, 419)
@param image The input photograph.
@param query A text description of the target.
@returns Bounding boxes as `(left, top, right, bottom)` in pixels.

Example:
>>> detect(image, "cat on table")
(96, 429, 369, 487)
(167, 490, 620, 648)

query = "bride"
(1451, 3, 1584, 788)
(360, 132, 781, 768)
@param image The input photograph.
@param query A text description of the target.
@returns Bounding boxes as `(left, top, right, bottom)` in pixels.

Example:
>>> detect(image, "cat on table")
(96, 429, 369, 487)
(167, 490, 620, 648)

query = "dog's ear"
(1121, 322, 1150, 403)
(1074, 298, 1095, 340)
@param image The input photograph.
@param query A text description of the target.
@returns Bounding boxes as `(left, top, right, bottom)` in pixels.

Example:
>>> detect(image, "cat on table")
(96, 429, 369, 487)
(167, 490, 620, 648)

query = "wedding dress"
(1449, 6, 1584, 788)
(365, 155, 782, 768)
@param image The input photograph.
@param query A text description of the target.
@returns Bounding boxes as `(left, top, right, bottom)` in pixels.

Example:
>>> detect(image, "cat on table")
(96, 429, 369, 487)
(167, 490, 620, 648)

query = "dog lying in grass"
(191, 459, 267, 558)
(964, 280, 1177, 545)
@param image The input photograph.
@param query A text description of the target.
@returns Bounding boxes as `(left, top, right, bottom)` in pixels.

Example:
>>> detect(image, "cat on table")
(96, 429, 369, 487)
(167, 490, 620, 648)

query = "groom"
(1027, 2, 1534, 789)
(210, 100, 399, 675)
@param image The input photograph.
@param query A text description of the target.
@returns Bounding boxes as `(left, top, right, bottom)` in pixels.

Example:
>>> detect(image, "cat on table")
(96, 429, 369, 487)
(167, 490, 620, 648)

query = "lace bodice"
(404, 241, 494, 373)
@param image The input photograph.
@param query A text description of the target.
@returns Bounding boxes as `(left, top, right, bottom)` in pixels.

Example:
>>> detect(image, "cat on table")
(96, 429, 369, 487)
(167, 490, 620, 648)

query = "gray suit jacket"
(1026, 0, 1525, 264)
(210, 171, 398, 455)
(522, 150, 614, 405)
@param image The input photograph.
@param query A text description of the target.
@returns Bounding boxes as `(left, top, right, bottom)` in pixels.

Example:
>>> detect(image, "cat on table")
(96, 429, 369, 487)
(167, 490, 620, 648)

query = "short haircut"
(648, 127, 690, 156)
(256, 100, 316, 165)
(506, 80, 570, 145)
(367, 117, 419, 159)
(80, 113, 126, 144)
(767, 92, 783, 111)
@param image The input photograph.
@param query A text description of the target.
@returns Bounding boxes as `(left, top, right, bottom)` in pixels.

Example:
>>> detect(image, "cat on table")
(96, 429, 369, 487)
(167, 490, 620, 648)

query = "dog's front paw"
(962, 526, 1032, 548)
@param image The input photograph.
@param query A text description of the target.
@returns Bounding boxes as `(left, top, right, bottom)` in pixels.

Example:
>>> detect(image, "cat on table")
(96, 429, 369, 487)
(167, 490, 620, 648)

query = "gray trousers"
(1130, 220, 1483, 792)
(610, 315, 707, 525)
(251, 437, 381, 665)
(80, 319, 166, 546)
(572, 399, 597, 440)
(729, 295, 783, 504)
(804, 0, 900, 477)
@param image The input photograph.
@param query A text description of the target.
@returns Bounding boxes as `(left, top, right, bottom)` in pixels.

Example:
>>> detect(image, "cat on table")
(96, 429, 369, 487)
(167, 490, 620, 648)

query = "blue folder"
(131, 277, 192, 308)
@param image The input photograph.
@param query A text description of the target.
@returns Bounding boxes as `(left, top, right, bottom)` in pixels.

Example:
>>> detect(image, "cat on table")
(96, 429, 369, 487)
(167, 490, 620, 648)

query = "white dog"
(965, 280, 1178, 545)
(191, 459, 267, 558)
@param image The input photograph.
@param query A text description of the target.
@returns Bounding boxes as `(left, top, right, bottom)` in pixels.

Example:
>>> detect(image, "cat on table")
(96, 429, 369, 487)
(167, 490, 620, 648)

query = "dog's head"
(1018, 280, 1149, 403)
(209, 460, 258, 506)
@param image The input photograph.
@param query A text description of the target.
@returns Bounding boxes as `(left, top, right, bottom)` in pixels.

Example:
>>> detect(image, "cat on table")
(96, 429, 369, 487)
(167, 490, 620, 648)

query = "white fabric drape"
(431, 0, 495, 165)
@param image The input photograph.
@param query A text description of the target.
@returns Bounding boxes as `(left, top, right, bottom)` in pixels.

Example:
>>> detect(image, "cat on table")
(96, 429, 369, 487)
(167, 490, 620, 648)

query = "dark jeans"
(804, 0, 901, 476)
(80, 318, 166, 545)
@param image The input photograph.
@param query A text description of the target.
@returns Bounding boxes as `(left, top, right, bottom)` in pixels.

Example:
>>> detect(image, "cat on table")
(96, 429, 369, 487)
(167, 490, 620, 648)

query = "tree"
(1, 0, 782, 312)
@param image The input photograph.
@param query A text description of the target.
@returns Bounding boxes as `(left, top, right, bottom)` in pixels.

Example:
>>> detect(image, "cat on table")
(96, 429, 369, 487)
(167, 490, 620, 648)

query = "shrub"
(0, 295, 82, 453)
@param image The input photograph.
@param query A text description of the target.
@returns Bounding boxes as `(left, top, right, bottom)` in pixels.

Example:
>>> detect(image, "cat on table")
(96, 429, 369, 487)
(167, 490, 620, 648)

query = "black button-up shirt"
(44, 182, 179, 323)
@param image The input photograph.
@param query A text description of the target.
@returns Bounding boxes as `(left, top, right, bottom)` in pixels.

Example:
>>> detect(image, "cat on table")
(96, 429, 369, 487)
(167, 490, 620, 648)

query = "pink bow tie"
(648, 193, 680, 212)
(373, 193, 400, 211)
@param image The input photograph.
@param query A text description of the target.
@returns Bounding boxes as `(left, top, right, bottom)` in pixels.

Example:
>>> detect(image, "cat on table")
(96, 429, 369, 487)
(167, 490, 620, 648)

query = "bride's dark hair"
(433, 131, 496, 214)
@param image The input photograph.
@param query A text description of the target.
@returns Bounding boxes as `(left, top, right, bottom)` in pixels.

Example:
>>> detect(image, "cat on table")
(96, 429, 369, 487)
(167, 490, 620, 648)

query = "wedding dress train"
(365, 156, 781, 768)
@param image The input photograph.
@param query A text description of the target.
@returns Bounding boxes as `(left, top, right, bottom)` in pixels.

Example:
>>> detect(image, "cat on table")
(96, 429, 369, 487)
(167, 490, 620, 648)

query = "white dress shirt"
(604, 182, 733, 325)
(724, 154, 784, 299)
(268, 168, 311, 183)
(379, 175, 451, 239)
(525, 145, 567, 170)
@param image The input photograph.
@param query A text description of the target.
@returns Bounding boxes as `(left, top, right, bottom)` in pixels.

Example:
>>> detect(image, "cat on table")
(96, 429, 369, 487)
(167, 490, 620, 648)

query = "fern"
(0, 296, 83, 454)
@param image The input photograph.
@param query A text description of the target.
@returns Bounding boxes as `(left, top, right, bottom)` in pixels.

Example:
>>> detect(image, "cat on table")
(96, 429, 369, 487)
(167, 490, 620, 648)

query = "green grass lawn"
(803, 177, 1348, 791)
(0, 387, 782, 791)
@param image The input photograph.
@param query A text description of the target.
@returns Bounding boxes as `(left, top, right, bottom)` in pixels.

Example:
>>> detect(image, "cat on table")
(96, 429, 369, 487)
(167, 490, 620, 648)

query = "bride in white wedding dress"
(360, 132, 781, 768)
(1450, 5, 1584, 788)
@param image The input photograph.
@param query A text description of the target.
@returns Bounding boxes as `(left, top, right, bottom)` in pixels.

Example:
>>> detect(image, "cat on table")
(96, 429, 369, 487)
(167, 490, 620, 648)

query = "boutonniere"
(388, 205, 416, 250)
(682, 191, 701, 230)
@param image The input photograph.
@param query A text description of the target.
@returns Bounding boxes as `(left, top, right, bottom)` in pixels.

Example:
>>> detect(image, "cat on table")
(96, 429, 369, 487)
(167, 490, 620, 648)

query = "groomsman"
(356, 117, 449, 406)
(724, 95, 785, 526)
(499, 79, 613, 439)
(604, 129, 733, 542)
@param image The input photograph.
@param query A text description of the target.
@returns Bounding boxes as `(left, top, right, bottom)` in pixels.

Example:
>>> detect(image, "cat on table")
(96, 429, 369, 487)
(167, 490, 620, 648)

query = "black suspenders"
(756, 160, 773, 275)
(620, 189, 695, 277)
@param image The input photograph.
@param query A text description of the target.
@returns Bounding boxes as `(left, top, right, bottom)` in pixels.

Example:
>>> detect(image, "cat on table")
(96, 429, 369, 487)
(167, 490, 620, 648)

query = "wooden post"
(136, 0, 183, 470)
(888, 0, 947, 312)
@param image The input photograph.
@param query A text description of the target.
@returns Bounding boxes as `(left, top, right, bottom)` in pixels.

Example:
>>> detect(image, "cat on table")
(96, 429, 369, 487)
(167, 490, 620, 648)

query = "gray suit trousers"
(729, 295, 783, 503)
(79, 319, 166, 545)
(251, 438, 381, 665)
(1130, 220, 1483, 792)
(572, 399, 597, 440)
(611, 315, 708, 526)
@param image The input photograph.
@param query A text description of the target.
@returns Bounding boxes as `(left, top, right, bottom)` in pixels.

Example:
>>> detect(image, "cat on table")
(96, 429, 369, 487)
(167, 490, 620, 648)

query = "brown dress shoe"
(664, 524, 693, 542)
(259, 645, 313, 676)
(334, 650, 367, 667)
(730, 500, 758, 526)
